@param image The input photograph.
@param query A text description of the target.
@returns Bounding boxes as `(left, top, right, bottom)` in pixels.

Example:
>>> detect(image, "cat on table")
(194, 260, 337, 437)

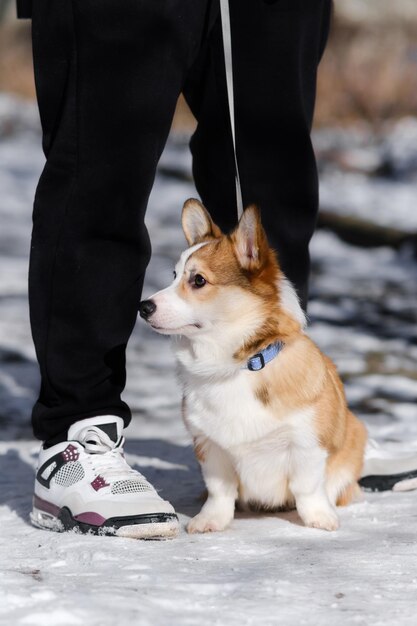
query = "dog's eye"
(173, 270, 177, 279)
(194, 274, 206, 288)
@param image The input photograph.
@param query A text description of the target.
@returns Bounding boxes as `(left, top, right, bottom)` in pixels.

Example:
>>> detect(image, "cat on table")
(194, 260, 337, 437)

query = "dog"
(139, 199, 367, 533)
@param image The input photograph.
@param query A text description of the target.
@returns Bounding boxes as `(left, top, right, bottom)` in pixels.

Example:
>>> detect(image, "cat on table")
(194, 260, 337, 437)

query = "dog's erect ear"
(182, 199, 222, 246)
(232, 205, 268, 271)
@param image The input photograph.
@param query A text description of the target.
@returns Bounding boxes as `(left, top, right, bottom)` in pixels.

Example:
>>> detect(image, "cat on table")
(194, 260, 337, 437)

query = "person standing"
(17, 0, 416, 538)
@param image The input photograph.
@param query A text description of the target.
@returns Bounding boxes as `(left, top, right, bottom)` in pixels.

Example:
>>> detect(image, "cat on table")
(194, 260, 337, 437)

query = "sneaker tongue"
(78, 427, 116, 453)
(68, 416, 124, 447)
(92, 422, 119, 444)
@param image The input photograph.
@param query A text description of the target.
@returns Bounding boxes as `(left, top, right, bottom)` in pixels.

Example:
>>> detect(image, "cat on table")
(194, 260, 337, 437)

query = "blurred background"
(0, 0, 416, 442)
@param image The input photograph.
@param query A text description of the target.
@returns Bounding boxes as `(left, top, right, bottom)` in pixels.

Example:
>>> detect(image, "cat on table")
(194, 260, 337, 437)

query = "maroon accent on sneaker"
(74, 512, 107, 525)
(91, 475, 110, 491)
(33, 494, 61, 517)
(37, 444, 81, 489)
(61, 444, 80, 462)
(34, 495, 107, 527)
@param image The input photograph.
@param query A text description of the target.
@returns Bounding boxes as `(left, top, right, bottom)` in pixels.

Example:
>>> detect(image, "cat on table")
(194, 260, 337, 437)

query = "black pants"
(30, 0, 331, 442)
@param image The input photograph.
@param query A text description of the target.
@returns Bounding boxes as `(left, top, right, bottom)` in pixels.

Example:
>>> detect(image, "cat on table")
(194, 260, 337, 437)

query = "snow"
(314, 118, 417, 232)
(1, 94, 417, 626)
(319, 171, 417, 232)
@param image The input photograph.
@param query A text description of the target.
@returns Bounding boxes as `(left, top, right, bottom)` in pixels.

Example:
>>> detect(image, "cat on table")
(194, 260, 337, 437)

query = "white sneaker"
(30, 416, 180, 539)
(360, 439, 417, 492)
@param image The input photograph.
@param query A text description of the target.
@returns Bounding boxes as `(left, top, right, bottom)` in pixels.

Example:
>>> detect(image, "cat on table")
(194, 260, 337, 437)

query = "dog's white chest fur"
(184, 372, 279, 447)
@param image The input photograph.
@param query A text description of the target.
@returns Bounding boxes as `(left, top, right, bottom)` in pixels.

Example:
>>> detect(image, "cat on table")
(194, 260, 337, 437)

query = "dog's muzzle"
(139, 300, 156, 320)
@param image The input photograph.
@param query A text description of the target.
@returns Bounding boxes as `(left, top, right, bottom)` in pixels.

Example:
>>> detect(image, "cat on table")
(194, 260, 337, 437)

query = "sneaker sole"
(359, 469, 417, 492)
(31, 497, 180, 540)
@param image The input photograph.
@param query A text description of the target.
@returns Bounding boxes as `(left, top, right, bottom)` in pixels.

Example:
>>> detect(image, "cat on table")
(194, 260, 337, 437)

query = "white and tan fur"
(142, 199, 367, 533)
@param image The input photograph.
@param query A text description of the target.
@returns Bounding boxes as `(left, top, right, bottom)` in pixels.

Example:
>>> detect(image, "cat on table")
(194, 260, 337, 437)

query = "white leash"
(219, 0, 244, 219)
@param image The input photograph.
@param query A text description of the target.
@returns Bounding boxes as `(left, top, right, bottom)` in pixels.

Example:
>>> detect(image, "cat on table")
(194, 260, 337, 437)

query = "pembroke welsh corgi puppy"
(139, 199, 367, 533)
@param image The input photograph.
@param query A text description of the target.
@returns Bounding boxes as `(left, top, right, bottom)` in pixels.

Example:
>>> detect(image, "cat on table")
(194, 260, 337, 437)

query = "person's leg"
(184, 0, 332, 309)
(29, 0, 216, 538)
(30, 0, 211, 444)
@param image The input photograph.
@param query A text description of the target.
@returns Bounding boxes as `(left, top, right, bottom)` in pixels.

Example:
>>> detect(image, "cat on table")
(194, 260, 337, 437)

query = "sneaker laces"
(76, 426, 152, 487)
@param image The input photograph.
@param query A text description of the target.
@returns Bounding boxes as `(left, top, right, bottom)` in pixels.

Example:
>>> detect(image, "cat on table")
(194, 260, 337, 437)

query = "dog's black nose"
(139, 300, 157, 320)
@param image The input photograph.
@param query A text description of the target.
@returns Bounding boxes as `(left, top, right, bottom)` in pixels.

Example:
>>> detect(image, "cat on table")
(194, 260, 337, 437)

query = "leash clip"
(247, 352, 265, 371)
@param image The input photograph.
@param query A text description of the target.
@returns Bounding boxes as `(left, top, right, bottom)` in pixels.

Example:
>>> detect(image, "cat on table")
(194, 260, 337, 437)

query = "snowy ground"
(314, 118, 417, 233)
(0, 94, 416, 626)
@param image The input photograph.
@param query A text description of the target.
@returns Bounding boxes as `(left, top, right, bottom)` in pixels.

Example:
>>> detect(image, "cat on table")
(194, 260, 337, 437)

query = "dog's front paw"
(303, 509, 340, 532)
(187, 512, 232, 534)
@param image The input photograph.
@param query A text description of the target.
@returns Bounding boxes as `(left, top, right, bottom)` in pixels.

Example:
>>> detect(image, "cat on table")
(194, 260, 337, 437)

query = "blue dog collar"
(244, 341, 284, 372)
